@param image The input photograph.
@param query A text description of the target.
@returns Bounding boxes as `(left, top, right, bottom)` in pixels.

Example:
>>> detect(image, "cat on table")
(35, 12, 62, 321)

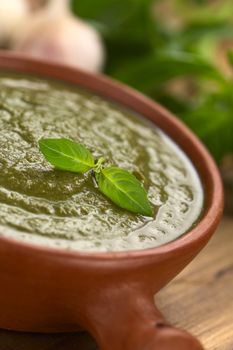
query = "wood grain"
(0, 216, 232, 350)
(157, 215, 233, 350)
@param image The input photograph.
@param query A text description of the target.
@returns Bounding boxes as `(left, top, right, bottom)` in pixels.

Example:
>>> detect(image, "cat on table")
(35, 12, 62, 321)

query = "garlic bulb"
(0, 0, 29, 47)
(13, 0, 105, 72)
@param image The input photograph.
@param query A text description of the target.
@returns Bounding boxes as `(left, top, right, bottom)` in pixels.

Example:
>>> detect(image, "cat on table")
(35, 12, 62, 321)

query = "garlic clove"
(0, 0, 30, 47)
(12, 0, 105, 72)
(26, 0, 48, 12)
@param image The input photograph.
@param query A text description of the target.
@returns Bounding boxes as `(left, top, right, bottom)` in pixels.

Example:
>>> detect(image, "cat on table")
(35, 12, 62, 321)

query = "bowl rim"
(0, 51, 224, 262)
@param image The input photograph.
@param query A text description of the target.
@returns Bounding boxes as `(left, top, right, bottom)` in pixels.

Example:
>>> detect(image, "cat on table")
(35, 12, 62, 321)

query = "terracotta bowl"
(0, 52, 223, 350)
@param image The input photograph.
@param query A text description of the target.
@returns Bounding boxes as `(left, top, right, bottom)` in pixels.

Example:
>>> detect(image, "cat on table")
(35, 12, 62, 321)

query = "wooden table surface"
(0, 216, 232, 350)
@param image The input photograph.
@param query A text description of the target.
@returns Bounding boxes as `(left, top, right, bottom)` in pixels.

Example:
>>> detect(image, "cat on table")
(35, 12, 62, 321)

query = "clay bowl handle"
(137, 314, 204, 350)
(87, 296, 204, 350)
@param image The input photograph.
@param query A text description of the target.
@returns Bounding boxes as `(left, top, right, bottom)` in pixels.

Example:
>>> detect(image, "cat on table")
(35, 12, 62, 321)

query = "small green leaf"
(227, 50, 233, 68)
(94, 156, 106, 173)
(39, 138, 94, 173)
(95, 166, 153, 217)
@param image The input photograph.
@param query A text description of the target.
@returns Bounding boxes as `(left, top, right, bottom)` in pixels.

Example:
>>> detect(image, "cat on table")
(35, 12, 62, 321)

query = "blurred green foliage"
(71, 0, 233, 163)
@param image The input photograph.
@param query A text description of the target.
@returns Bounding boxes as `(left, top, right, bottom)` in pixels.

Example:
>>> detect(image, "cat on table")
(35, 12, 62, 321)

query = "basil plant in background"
(71, 0, 233, 165)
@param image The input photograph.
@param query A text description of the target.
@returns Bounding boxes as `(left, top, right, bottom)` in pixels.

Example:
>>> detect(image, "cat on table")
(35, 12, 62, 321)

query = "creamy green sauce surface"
(0, 74, 203, 252)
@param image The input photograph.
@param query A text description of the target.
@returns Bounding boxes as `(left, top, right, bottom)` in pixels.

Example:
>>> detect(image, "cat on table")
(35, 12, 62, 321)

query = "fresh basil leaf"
(96, 166, 153, 217)
(227, 50, 233, 68)
(181, 84, 233, 163)
(39, 138, 94, 173)
(111, 51, 221, 93)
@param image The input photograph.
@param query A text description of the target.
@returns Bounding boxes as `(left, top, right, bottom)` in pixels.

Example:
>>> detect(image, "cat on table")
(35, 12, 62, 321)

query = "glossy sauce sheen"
(0, 74, 203, 252)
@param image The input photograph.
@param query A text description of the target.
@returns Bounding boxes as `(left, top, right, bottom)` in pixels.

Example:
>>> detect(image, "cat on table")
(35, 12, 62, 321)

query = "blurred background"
(0, 0, 232, 209)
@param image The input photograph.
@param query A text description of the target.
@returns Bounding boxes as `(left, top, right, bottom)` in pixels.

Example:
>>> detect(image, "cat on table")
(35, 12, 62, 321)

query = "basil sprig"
(39, 138, 153, 217)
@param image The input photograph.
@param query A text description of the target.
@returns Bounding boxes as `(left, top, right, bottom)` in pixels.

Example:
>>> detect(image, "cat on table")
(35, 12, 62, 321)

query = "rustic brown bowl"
(0, 52, 223, 350)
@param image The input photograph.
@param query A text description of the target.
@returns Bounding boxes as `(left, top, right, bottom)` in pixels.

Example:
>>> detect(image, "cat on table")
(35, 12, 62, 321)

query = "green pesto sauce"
(0, 74, 203, 252)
